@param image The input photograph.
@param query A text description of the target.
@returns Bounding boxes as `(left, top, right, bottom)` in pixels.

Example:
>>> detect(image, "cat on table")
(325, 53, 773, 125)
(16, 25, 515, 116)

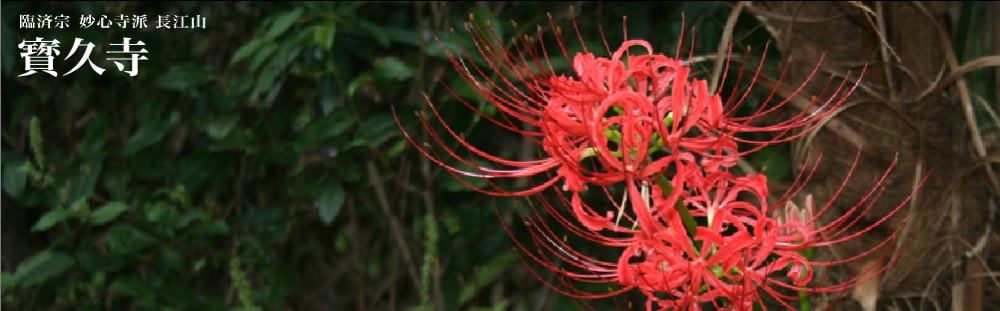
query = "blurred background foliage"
(1, 1, 995, 311)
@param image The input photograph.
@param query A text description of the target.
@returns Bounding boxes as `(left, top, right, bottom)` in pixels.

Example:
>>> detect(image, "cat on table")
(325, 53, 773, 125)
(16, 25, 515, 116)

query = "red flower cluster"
(396, 13, 919, 310)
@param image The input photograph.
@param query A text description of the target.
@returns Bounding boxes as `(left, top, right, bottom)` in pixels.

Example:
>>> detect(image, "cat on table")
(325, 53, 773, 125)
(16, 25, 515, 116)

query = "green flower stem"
(799, 247, 814, 311)
(655, 176, 697, 238)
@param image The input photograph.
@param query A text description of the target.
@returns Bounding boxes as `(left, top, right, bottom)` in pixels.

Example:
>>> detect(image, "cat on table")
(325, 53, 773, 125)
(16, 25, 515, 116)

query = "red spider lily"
(396, 10, 921, 311)
(395, 16, 687, 199)
(506, 152, 921, 310)
(394, 10, 861, 197)
(393, 12, 862, 224)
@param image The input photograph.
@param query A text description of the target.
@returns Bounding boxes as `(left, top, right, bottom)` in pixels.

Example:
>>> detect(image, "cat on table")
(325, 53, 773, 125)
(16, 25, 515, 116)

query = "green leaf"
(80, 115, 111, 161)
(207, 114, 240, 140)
(32, 208, 75, 232)
(230, 39, 263, 65)
(316, 184, 346, 225)
(123, 110, 181, 156)
(12, 250, 75, 288)
(381, 26, 423, 47)
(163, 184, 192, 208)
(386, 139, 408, 158)
(104, 225, 158, 254)
(362, 113, 399, 147)
(156, 64, 216, 91)
(174, 209, 205, 229)
(313, 24, 336, 51)
(2, 159, 27, 198)
(67, 162, 103, 206)
(267, 8, 304, 39)
(300, 112, 353, 142)
(143, 202, 176, 224)
(292, 104, 313, 130)
(90, 201, 128, 226)
(248, 44, 277, 74)
(356, 19, 390, 47)
(374, 56, 414, 81)
(443, 212, 461, 234)
(459, 251, 517, 304)
(347, 73, 373, 100)
(253, 65, 281, 99)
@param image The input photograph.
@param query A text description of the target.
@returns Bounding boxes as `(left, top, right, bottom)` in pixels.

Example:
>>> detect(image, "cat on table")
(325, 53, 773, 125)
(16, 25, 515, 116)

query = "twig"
(365, 161, 421, 292)
(709, 1, 746, 94)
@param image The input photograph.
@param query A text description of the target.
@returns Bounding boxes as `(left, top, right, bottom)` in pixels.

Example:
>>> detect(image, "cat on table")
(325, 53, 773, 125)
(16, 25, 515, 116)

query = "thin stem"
(655, 175, 697, 238)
